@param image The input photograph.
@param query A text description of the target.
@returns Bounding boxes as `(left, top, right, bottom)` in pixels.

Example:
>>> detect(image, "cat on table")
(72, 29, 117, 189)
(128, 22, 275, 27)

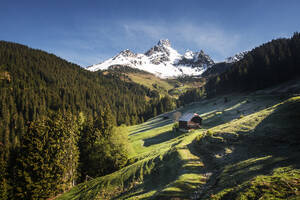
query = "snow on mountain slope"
(87, 39, 215, 78)
(176, 50, 214, 69)
(225, 51, 248, 63)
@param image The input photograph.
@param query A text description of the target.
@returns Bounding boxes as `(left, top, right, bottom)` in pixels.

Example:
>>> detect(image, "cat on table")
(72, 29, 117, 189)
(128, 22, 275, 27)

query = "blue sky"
(1, 0, 299, 66)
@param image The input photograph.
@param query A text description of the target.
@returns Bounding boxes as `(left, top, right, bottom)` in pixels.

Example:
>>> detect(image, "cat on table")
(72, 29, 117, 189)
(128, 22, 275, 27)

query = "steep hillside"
(0, 41, 179, 199)
(206, 33, 300, 95)
(101, 66, 205, 98)
(0, 41, 180, 148)
(201, 62, 233, 78)
(179, 33, 300, 105)
(58, 82, 300, 199)
(100, 66, 176, 97)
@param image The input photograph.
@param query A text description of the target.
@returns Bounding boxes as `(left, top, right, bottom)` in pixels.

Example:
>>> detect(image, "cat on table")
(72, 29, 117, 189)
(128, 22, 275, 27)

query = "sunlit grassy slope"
(127, 73, 175, 95)
(58, 89, 300, 199)
(125, 72, 204, 98)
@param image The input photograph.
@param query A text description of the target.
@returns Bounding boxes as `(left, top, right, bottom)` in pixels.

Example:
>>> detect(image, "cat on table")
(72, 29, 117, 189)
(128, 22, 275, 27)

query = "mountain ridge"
(87, 39, 215, 78)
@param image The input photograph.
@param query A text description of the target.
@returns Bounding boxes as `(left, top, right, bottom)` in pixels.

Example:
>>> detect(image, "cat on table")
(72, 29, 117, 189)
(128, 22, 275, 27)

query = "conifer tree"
(0, 143, 8, 200)
(14, 113, 79, 200)
(153, 107, 157, 117)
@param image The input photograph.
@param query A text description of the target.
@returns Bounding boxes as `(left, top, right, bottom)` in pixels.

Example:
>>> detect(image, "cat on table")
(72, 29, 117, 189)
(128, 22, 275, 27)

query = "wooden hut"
(178, 113, 202, 130)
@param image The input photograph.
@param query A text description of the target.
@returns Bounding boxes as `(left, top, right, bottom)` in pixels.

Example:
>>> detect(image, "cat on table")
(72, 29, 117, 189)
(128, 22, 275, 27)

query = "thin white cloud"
(176, 24, 240, 55)
(52, 20, 242, 65)
(121, 21, 241, 60)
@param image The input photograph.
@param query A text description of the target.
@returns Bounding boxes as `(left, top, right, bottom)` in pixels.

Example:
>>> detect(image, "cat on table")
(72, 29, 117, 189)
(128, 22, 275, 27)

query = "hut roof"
(179, 113, 201, 122)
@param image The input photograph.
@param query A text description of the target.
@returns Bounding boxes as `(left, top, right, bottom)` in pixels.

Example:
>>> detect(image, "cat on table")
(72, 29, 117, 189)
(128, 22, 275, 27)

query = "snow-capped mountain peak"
(118, 49, 136, 57)
(194, 50, 214, 65)
(87, 39, 215, 78)
(157, 39, 171, 47)
(145, 39, 181, 65)
(177, 49, 214, 70)
(183, 50, 194, 59)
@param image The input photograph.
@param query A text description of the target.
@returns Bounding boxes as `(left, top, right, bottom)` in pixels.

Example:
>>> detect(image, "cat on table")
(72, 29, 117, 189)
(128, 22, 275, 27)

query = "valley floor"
(58, 82, 300, 200)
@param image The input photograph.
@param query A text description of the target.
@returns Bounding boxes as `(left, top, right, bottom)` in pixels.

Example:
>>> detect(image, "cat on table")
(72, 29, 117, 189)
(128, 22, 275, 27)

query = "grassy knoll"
(126, 73, 175, 96)
(124, 72, 205, 98)
(58, 92, 300, 200)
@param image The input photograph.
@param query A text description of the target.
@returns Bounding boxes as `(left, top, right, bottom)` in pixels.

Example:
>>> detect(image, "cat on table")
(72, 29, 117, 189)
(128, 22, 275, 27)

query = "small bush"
(172, 122, 179, 132)
(195, 134, 204, 142)
(206, 130, 214, 136)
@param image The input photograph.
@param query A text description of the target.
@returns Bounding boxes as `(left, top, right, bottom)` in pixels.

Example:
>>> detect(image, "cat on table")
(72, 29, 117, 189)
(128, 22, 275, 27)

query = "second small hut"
(178, 113, 202, 130)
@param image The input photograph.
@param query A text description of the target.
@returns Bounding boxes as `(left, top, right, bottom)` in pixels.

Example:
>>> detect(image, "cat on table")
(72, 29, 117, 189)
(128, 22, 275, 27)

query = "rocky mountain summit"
(177, 50, 215, 69)
(87, 39, 215, 78)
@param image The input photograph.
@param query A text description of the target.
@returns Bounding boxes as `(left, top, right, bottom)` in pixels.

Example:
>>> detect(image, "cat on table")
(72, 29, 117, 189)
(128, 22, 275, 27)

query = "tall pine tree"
(14, 113, 79, 200)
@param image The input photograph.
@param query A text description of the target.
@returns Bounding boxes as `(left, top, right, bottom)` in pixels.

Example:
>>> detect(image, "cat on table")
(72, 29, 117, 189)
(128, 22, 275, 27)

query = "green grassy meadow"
(58, 88, 300, 199)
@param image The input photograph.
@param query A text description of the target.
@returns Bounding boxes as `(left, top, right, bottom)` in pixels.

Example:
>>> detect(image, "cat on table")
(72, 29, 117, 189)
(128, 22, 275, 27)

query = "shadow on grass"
(112, 190, 146, 200)
(74, 96, 300, 200)
(130, 119, 174, 136)
(115, 97, 297, 199)
(143, 130, 182, 147)
(112, 149, 204, 200)
(187, 95, 290, 130)
(192, 97, 300, 199)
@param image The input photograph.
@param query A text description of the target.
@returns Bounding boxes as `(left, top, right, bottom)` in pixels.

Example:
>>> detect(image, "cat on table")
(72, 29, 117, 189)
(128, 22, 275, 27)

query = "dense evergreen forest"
(179, 33, 300, 105)
(0, 41, 175, 199)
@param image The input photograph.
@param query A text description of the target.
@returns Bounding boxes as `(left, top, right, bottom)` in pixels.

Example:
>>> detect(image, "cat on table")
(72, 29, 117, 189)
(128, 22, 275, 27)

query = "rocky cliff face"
(177, 50, 215, 69)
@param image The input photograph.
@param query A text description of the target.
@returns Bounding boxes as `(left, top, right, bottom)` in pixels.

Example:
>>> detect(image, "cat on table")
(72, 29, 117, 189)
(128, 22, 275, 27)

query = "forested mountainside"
(206, 33, 300, 94)
(201, 62, 233, 78)
(0, 41, 177, 146)
(179, 33, 300, 105)
(0, 41, 176, 199)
